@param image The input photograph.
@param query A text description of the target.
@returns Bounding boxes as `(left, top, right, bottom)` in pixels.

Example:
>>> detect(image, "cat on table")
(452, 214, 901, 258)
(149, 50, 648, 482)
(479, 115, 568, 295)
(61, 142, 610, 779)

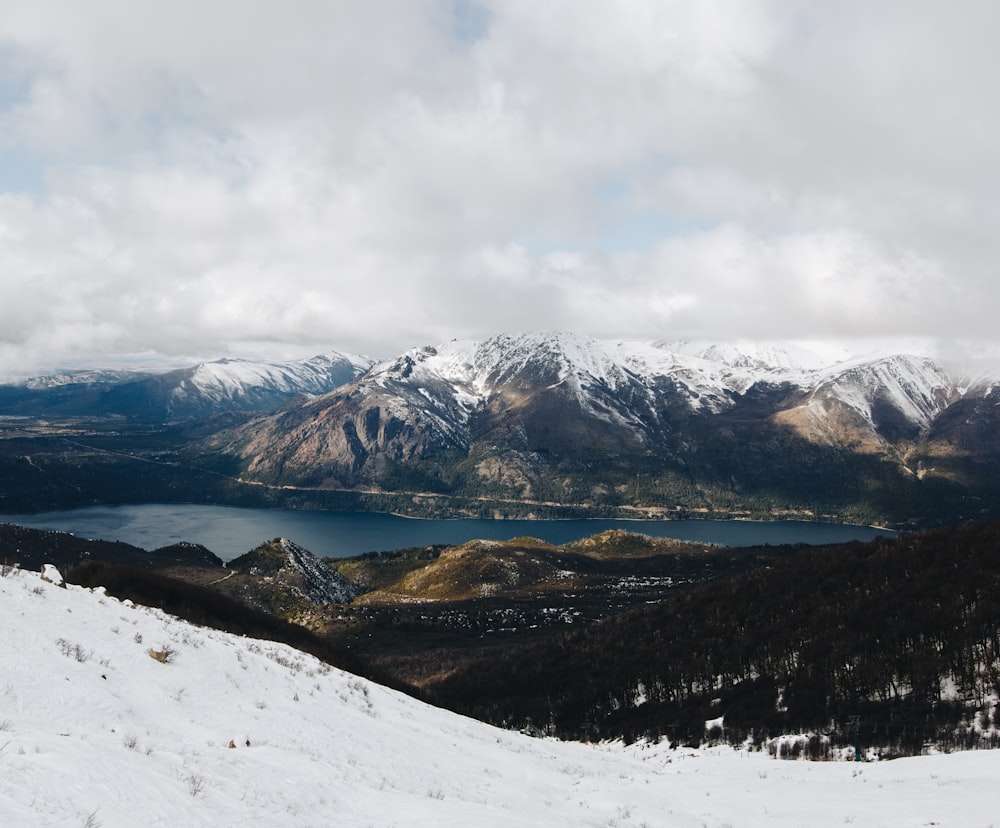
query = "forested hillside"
(429, 520, 1000, 754)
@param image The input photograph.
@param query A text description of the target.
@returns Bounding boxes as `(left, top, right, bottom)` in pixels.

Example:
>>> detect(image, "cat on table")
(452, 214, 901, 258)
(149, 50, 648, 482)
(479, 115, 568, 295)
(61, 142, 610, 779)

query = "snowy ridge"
(363, 334, 657, 438)
(811, 355, 956, 431)
(11, 337, 993, 431)
(170, 351, 375, 410)
(657, 339, 856, 372)
(2, 566, 999, 826)
(304, 333, 982, 470)
(364, 343, 486, 447)
(958, 370, 1000, 399)
(359, 333, 955, 423)
(469, 333, 650, 430)
(371, 334, 828, 414)
(19, 369, 147, 389)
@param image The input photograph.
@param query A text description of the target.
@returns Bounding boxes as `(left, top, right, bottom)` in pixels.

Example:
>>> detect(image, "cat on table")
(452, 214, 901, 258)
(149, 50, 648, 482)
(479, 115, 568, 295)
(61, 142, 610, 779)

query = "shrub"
(186, 773, 205, 797)
(56, 639, 92, 663)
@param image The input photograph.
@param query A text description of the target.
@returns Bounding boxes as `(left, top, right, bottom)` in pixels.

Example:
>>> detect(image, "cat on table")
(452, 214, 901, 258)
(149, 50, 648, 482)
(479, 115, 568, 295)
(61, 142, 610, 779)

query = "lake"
(0, 503, 896, 562)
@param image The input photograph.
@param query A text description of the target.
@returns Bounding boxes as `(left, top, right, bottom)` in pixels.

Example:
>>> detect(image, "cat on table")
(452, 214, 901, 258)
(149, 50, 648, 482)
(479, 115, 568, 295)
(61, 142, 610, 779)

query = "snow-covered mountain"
(18, 368, 148, 389)
(359, 333, 961, 426)
(4, 333, 996, 524)
(786, 354, 958, 445)
(2, 564, 998, 826)
(209, 333, 995, 526)
(150, 351, 376, 420)
(301, 333, 841, 451)
(0, 350, 376, 421)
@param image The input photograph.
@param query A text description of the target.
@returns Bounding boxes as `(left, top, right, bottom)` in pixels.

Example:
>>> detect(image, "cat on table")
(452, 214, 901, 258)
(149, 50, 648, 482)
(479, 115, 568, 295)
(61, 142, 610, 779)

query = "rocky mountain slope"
(205, 334, 1000, 526)
(222, 537, 367, 616)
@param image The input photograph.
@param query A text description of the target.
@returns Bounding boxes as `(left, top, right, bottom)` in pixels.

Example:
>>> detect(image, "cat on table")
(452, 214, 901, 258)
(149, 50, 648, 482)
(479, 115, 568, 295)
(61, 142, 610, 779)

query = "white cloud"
(1, 1, 998, 376)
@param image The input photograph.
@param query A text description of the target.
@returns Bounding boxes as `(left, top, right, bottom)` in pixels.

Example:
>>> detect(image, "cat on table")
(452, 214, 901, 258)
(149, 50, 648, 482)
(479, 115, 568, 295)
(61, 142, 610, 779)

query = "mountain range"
(200, 333, 1000, 527)
(2, 333, 998, 527)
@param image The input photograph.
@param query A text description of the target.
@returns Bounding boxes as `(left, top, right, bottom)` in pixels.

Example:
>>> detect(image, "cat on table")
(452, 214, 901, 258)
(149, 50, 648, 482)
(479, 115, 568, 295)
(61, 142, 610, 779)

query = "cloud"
(0, 0, 998, 377)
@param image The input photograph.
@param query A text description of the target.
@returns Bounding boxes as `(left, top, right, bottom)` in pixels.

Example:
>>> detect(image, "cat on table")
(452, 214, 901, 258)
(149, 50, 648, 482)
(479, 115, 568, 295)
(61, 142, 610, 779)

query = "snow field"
(1, 566, 999, 827)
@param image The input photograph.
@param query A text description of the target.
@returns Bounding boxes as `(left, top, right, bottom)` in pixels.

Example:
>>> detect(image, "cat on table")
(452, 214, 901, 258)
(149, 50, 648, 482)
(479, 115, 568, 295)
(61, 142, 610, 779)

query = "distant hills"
(0, 350, 374, 420)
(0, 522, 222, 572)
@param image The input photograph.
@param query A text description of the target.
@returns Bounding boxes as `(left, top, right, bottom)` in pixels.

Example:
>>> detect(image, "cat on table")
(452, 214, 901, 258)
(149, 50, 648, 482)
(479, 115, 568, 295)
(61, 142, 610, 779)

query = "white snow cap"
(40, 563, 64, 586)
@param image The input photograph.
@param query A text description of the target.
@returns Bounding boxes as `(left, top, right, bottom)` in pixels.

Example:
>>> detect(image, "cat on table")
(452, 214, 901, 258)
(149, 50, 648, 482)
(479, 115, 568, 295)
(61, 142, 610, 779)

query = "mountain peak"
(229, 538, 366, 605)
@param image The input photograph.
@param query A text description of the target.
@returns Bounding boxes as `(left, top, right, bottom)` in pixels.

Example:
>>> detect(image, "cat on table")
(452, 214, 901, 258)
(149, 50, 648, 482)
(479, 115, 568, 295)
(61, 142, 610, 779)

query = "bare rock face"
(227, 386, 459, 488)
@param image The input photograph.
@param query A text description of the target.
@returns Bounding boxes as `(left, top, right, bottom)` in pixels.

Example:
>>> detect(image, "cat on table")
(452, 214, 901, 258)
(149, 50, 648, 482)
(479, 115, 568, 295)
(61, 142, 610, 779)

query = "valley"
(2, 335, 999, 766)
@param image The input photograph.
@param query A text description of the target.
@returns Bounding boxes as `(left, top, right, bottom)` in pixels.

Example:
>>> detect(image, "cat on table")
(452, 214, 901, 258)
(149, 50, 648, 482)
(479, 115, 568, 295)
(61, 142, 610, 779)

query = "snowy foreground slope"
(2, 570, 998, 828)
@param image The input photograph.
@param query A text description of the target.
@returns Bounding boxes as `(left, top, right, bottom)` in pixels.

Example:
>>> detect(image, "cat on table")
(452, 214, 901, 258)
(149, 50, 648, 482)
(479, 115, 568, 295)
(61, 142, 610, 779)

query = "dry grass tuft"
(147, 646, 177, 664)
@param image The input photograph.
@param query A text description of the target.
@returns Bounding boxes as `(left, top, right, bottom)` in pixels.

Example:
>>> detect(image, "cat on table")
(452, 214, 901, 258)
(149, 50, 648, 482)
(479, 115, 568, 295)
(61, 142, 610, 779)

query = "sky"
(2, 1, 999, 377)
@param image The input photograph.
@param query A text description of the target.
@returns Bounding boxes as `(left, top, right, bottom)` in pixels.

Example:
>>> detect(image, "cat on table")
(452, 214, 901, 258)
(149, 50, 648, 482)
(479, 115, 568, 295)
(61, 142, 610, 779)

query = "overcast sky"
(2, 1, 998, 376)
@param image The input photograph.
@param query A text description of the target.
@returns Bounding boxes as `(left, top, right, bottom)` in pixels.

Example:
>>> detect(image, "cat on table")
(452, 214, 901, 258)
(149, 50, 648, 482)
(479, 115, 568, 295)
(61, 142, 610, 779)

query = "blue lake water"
(0, 503, 896, 562)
